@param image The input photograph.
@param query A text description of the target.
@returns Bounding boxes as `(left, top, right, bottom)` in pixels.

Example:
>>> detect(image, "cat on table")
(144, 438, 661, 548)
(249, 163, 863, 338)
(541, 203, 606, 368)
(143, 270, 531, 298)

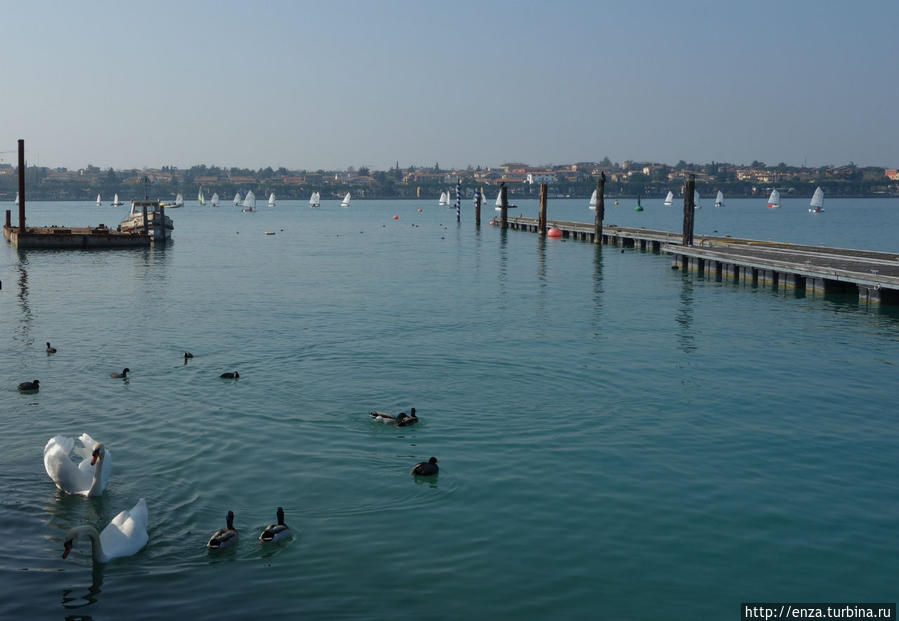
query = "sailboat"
(481, 188, 488, 204)
(809, 187, 824, 213)
(112, 193, 124, 206)
(233, 192, 241, 206)
(198, 188, 206, 206)
(242, 190, 256, 211)
(174, 193, 184, 207)
(694, 190, 702, 209)
(340, 192, 351, 208)
(309, 191, 320, 207)
(438, 191, 448, 206)
(664, 191, 673, 206)
(767, 188, 780, 209)
(14, 191, 19, 206)
(211, 192, 219, 207)
(715, 190, 724, 208)
(494, 189, 517, 212)
(268, 192, 276, 207)
(588, 189, 598, 210)
(96, 193, 102, 206)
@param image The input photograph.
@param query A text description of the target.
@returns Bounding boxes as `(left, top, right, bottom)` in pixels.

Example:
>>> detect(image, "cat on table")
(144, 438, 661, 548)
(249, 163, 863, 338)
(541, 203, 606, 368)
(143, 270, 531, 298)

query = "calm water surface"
(1, 198, 897, 619)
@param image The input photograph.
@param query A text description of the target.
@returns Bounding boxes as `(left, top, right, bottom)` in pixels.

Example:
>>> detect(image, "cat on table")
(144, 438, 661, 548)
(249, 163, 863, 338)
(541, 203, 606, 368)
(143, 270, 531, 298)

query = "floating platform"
(3, 224, 150, 249)
(503, 216, 899, 305)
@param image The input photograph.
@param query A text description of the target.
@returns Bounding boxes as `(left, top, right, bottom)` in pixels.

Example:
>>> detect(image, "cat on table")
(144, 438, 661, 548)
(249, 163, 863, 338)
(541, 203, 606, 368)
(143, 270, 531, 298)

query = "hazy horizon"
(2, 0, 896, 172)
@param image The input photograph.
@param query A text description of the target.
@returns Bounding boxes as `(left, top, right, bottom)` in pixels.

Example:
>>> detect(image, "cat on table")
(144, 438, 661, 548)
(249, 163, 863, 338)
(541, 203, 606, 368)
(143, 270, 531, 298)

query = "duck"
(46, 342, 57, 354)
(44, 433, 112, 496)
(369, 407, 419, 426)
(110, 368, 130, 379)
(411, 457, 439, 476)
(183, 352, 194, 359)
(220, 371, 239, 379)
(62, 498, 149, 563)
(259, 507, 291, 543)
(17, 379, 39, 392)
(207, 510, 238, 550)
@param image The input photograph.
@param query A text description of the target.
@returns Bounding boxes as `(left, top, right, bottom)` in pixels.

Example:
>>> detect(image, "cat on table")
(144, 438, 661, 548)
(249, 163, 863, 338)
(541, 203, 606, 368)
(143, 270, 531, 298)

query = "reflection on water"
(15, 252, 32, 346)
(536, 236, 547, 319)
(61, 563, 103, 611)
(591, 245, 604, 338)
(677, 275, 696, 353)
(497, 229, 509, 313)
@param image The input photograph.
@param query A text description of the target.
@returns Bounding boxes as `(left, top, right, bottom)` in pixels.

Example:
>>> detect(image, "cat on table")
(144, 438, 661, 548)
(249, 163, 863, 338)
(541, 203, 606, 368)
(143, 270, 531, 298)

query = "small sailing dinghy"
(111, 193, 124, 206)
(588, 189, 598, 210)
(341, 192, 351, 208)
(242, 190, 256, 212)
(198, 189, 206, 206)
(664, 191, 673, 205)
(211, 192, 219, 207)
(438, 191, 448, 206)
(809, 187, 824, 213)
(767, 188, 781, 209)
(268, 192, 276, 207)
(694, 190, 701, 209)
(233, 192, 241, 206)
(309, 191, 320, 207)
(715, 190, 724, 208)
(494, 188, 517, 212)
(96, 193, 102, 206)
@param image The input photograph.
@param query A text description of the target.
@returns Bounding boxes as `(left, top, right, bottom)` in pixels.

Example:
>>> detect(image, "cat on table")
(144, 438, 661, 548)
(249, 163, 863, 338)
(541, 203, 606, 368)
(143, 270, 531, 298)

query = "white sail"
(809, 187, 823, 212)
(211, 192, 219, 207)
(175, 193, 184, 207)
(96, 193, 102, 206)
(268, 192, 276, 207)
(309, 191, 320, 207)
(481, 189, 488, 204)
(233, 192, 241, 206)
(438, 191, 448, 205)
(664, 191, 673, 205)
(495, 189, 503, 207)
(767, 189, 780, 209)
(112, 193, 124, 206)
(694, 190, 701, 209)
(715, 190, 724, 208)
(588, 189, 597, 210)
(243, 190, 256, 209)
(198, 189, 205, 205)
(340, 192, 351, 207)
(14, 191, 19, 206)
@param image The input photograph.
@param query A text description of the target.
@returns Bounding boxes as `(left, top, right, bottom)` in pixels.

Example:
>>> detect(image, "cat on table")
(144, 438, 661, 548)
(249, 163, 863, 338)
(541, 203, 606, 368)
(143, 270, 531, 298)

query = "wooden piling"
(475, 186, 481, 227)
(682, 173, 695, 247)
(500, 183, 508, 229)
(17, 139, 25, 232)
(538, 183, 547, 236)
(142, 203, 149, 237)
(594, 172, 605, 245)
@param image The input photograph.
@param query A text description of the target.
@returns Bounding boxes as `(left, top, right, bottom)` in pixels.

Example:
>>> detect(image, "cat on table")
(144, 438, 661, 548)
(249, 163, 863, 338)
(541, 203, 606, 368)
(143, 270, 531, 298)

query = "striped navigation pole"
(455, 178, 461, 222)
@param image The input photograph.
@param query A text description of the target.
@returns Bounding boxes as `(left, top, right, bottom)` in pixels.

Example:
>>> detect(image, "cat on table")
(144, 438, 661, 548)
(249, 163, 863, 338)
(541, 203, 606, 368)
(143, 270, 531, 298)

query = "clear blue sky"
(1, 0, 896, 171)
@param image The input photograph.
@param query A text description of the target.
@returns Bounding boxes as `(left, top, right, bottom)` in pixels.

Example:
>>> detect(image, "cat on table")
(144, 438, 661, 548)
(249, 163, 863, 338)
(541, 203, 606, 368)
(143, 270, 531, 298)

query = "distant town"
(2, 159, 898, 202)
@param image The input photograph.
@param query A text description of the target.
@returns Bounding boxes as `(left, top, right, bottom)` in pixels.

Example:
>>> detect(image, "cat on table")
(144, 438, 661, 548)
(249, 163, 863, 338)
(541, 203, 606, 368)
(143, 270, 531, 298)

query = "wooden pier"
(2, 223, 151, 249)
(502, 216, 899, 305)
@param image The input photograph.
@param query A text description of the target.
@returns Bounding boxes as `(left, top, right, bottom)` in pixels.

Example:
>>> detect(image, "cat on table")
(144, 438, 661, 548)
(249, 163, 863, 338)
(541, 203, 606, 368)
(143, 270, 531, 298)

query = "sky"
(1, 0, 897, 171)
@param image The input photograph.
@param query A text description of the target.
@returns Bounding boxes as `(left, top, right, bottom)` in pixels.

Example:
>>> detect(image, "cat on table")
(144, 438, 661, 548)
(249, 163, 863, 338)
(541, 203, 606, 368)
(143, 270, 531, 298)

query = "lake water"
(2, 197, 897, 620)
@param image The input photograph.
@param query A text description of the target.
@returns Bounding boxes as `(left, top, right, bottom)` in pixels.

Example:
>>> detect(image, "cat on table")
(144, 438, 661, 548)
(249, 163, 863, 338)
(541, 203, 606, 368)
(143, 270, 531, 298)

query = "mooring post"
(454, 177, 461, 223)
(17, 139, 25, 232)
(4, 210, 10, 228)
(594, 171, 605, 244)
(475, 186, 481, 227)
(142, 203, 149, 238)
(538, 183, 547, 235)
(500, 182, 508, 229)
(682, 173, 695, 246)
(159, 202, 166, 243)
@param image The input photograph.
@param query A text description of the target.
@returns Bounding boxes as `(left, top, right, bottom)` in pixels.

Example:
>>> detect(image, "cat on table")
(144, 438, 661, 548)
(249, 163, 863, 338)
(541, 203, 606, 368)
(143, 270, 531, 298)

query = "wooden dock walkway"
(503, 216, 899, 305)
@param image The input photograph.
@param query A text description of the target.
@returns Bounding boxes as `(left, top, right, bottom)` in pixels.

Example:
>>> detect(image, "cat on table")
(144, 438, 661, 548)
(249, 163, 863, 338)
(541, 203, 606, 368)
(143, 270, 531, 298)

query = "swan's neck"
(87, 455, 104, 495)
(69, 525, 107, 562)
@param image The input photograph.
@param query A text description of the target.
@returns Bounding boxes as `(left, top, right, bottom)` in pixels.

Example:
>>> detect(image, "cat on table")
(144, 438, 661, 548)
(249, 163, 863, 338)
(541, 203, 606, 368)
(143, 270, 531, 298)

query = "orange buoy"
(547, 226, 562, 238)
(393, 215, 399, 220)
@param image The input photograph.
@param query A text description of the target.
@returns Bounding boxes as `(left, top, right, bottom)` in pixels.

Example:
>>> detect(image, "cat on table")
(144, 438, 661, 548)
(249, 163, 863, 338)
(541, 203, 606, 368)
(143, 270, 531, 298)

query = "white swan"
(44, 433, 112, 496)
(62, 498, 149, 563)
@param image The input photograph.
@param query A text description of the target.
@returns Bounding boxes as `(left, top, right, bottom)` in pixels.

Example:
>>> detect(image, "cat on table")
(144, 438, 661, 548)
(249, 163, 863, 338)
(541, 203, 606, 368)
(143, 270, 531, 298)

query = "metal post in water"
(682, 173, 695, 247)
(594, 171, 605, 244)
(538, 183, 547, 236)
(500, 182, 508, 229)
(17, 139, 25, 232)
(455, 178, 461, 222)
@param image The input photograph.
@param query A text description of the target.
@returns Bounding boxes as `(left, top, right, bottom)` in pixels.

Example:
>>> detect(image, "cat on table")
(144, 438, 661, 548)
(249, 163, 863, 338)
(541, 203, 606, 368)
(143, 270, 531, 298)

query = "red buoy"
(393, 214, 399, 220)
(547, 226, 562, 238)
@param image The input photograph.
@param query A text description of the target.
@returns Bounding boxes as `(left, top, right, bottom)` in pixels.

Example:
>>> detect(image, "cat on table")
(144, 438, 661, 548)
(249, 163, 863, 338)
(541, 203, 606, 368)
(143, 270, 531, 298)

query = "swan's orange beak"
(62, 541, 72, 559)
(91, 449, 99, 466)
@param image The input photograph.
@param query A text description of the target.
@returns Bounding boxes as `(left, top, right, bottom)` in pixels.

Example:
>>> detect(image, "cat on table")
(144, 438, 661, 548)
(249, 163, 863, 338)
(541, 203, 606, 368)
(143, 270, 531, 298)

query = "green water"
(2, 199, 897, 619)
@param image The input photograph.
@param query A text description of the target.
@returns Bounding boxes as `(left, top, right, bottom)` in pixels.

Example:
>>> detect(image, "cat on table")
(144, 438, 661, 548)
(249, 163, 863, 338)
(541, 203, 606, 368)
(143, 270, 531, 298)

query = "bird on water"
(220, 371, 239, 379)
(411, 457, 439, 476)
(207, 510, 239, 550)
(183, 352, 193, 359)
(110, 368, 130, 379)
(18, 379, 40, 392)
(259, 507, 291, 543)
(369, 407, 419, 426)
(46, 342, 57, 354)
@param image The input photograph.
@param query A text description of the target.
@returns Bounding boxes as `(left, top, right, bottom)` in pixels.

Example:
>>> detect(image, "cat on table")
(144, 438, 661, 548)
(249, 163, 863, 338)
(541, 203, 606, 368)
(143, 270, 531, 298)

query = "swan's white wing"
(43, 436, 91, 495)
(100, 498, 148, 560)
(75, 433, 96, 461)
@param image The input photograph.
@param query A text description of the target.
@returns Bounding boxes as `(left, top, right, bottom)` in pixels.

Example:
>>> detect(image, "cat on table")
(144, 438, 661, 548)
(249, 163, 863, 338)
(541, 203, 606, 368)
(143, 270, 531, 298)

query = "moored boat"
(119, 200, 173, 242)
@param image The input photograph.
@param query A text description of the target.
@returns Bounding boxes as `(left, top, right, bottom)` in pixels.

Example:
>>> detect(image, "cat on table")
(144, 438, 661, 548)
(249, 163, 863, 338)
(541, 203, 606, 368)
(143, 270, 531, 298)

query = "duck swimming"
(62, 498, 149, 563)
(259, 507, 290, 543)
(183, 352, 194, 359)
(44, 433, 111, 496)
(220, 371, 239, 379)
(17, 379, 39, 392)
(369, 407, 418, 426)
(207, 510, 238, 550)
(110, 368, 130, 379)
(46, 342, 57, 354)
(411, 456, 439, 476)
